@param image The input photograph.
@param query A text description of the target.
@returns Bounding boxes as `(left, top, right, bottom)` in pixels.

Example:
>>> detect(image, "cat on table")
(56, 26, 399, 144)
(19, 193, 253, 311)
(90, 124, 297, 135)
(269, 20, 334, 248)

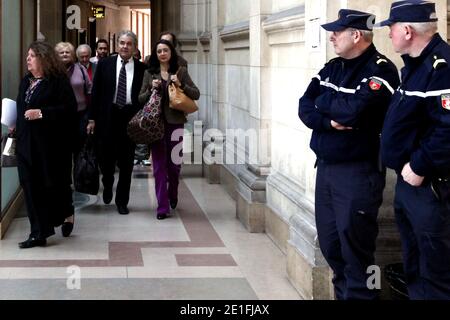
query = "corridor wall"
(1, 0, 21, 213)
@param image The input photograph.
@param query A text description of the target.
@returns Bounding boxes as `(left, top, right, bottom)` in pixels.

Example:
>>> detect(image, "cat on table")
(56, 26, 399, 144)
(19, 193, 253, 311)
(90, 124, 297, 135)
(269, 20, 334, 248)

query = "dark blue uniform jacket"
(299, 44, 400, 163)
(381, 34, 450, 177)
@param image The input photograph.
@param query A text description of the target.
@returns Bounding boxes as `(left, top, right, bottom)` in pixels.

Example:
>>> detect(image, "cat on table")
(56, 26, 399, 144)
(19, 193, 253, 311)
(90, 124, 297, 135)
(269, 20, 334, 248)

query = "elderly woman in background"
(15, 41, 77, 248)
(55, 42, 92, 152)
(55, 42, 93, 237)
(139, 39, 200, 220)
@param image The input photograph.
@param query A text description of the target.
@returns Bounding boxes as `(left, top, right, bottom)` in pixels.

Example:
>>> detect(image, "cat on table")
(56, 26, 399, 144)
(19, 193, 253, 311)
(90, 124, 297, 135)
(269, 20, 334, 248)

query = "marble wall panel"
(271, 122, 315, 197)
(182, 3, 198, 32)
(272, 0, 305, 13)
(223, 0, 251, 25)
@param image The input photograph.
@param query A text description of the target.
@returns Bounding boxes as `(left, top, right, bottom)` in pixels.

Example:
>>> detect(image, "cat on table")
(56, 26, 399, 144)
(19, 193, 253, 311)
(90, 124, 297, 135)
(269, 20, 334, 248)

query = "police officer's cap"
(376, 0, 438, 27)
(321, 9, 375, 32)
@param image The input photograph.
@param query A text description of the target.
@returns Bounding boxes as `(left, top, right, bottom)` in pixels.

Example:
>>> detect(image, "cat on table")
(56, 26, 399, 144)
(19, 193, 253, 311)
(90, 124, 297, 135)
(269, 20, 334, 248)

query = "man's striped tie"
(116, 60, 128, 107)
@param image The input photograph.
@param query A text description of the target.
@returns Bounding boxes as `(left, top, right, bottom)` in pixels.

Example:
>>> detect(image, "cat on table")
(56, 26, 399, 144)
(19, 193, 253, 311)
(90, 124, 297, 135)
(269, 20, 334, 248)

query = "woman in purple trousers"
(139, 39, 200, 219)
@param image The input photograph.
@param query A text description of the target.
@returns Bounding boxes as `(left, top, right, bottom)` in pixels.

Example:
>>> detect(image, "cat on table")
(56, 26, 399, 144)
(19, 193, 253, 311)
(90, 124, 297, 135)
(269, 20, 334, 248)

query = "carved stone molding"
(178, 32, 198, 45)
(267, 171, 314, 220)
(266, 171, 325, 266)
(178, 32, 198, 52)
(199, 31, 211, 45)
(219, 21, 250, 50)
(237, 164, 270, 203)
(262, 5, 305, 35)
(199, 31, 211, 52)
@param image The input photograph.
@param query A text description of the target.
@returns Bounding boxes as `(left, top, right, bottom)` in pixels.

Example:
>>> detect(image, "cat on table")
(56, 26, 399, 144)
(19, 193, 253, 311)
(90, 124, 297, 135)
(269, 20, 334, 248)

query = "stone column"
(283, 0, 334, 300)
(235, 0, 272, 233)
(203, 0, 227, 184)
(150, 0, 162, 49)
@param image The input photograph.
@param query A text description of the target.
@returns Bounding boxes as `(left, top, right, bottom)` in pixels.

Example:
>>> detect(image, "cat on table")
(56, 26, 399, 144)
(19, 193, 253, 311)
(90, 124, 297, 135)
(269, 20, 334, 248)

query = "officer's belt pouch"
(431, 177, 450, 209)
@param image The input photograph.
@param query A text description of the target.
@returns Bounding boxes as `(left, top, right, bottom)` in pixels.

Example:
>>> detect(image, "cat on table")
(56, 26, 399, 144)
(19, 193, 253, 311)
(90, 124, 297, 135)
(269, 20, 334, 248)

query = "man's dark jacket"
(299, 44, 400, 164)
(382, 34, 450, 178)
(89, 55, 146, 140)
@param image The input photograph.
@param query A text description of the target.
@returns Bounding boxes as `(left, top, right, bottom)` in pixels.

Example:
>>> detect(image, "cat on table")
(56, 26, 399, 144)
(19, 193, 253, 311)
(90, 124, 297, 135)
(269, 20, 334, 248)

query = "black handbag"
(1, 133, 18, 167)
(73, 135, 99, 195)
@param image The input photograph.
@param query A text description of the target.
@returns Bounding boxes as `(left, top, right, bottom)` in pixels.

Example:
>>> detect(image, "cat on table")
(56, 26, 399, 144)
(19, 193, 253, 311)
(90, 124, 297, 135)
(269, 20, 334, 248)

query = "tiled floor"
(0, 165, 301, 300)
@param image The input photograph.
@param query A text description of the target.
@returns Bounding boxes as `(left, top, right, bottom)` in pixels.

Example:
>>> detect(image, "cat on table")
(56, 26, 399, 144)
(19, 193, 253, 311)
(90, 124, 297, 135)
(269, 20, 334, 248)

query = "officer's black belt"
(315, 158, 380, 168)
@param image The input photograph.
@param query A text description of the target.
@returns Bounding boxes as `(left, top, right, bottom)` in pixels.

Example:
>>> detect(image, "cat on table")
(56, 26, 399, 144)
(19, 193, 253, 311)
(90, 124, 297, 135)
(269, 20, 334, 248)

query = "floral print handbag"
(127, 88, 164, 144)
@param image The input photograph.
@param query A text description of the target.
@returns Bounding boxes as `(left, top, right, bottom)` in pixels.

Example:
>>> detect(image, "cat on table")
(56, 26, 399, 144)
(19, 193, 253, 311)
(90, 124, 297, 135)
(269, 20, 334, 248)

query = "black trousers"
(98, 105, 136, 206)
(73, 109, 88, 160)
(394, 177, 450, 299)
(315, 161, 385, 300)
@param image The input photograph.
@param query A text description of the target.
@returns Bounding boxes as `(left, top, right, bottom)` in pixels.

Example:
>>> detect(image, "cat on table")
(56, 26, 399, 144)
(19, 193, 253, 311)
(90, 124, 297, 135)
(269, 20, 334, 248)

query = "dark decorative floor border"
(0, 180, 228, 268)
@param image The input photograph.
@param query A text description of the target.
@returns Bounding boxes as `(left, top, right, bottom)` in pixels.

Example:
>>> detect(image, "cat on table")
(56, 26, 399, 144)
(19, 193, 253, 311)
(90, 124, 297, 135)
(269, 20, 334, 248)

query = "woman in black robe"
(14, 41, 77, 248)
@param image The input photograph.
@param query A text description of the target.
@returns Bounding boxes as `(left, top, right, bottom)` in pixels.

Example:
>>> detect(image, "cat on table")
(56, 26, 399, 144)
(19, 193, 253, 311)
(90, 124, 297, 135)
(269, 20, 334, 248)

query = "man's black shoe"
(103, 187, 113, 204)
(170, 199, 178, 209)
(18, 237, 47, 249)
(61, 222, 74, 237)
(117, 205, 129, 215)
(61, 215, 75, 237)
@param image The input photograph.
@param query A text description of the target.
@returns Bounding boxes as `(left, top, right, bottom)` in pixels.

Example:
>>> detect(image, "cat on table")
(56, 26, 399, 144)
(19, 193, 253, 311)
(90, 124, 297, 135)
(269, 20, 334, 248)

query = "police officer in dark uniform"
(378, 0, 450, 300)
(298, 9, 400, 300)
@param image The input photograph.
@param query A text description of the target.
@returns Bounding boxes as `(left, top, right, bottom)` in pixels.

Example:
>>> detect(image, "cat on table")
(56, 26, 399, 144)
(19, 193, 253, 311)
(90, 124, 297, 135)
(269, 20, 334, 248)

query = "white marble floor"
(0, 167, 301, 300)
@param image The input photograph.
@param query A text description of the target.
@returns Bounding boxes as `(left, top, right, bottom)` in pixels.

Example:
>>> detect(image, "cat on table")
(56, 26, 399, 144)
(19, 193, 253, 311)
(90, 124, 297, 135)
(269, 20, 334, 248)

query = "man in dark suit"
(87, 30, 145, 215)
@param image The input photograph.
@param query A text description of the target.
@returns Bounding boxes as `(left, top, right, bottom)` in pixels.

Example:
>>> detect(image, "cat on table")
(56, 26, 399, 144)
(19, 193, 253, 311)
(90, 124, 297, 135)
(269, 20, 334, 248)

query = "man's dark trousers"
(394, 177, 450, 299)
(99, 104, 136, 207)
(315, 160, 385, 300)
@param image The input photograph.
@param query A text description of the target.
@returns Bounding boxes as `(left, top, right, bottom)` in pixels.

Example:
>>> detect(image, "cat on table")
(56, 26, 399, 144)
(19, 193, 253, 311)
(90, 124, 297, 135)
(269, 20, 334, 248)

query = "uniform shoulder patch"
(432, 55, 447, 70)
(369, 78, 383, 91)
(441, 94, 450, 110)
(374, 55, 388, 66)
